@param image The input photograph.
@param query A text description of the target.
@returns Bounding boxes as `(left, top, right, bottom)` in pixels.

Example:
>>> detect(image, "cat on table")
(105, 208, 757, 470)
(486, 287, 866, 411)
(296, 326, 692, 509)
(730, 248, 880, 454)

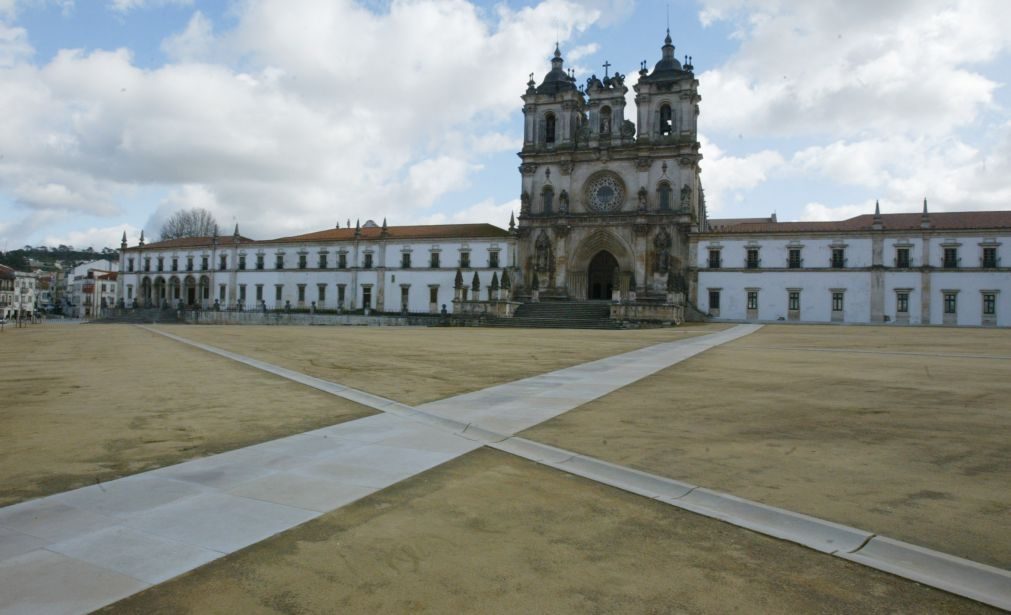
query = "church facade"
(512, 34, 703, 304)
(117, 33, 1010, 327)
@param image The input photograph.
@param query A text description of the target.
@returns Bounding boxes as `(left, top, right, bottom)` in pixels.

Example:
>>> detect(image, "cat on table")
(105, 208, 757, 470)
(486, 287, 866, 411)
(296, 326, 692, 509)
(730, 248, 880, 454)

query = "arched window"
(659, 104, 673, 136)
(658, 182, 673, 211)
(599, 106, 612, 133)
(545, 113, 556, 144)
(542, 186, 554, 214)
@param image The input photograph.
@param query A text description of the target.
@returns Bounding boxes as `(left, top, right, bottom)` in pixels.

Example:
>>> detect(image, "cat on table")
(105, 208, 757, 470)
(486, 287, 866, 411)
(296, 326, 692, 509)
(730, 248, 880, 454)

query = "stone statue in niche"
(654, 229, 672, 274)
(600, 116, 610, 133)
(558, 190, 569, 214)
(520, 191, 531, 215)
(680, 183, 692, 209)
(637, 187, 648, 213)
(534, 230, 553, 273)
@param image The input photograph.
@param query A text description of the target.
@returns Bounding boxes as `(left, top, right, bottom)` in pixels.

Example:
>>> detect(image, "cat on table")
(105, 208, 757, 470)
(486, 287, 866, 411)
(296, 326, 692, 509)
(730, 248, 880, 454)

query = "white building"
(65, 259, 119, 317)
(0, 265, 14, 320)
(11, 271, 37, 321)
(692, 205, 1010, 327)
(118, 221, 513, 314)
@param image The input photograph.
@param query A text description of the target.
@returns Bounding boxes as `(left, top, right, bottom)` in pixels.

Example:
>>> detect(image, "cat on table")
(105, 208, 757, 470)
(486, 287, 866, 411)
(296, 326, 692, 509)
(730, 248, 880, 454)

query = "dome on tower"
(640, 29, 690, 83)
(535, 43, 577, 95)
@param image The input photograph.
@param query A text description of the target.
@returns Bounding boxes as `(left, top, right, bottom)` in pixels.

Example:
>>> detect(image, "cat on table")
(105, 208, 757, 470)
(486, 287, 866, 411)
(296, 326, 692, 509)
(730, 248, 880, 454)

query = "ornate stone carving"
(680, 183, 692, 209)
(558, 189, 569, 214)
(637, 187, 648, 213)
(654, 228, 672, 273)
(634, 222, 651, 236)
(520, 163, 538, 176)
(552, 223, 571, 238)
(635, 158, 652, 171)
(678, 156, 694, 167)
(520, 191, 531, 215)
(583, 172, 625, 213)
(534, 230, 553, 273)
(559, 161, 574, 176)
(621, 119, 636, 138)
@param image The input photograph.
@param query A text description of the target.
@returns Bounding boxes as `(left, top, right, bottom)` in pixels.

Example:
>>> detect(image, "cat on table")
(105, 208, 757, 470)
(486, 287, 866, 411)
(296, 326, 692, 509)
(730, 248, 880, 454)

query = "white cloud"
(700, 135, 784, 214)
(422, 197, 518, 228)
(0, 0, 605, 246)
(0, 21, 31, 66)
(107, 0, 191, 13)
(697, 0, 1011, 138)
(42, 223, 138, 251)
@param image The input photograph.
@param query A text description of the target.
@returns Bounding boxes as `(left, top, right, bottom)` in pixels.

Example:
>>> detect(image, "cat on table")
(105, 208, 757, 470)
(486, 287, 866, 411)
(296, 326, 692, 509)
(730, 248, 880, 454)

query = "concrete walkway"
(0, 326, 757, 615)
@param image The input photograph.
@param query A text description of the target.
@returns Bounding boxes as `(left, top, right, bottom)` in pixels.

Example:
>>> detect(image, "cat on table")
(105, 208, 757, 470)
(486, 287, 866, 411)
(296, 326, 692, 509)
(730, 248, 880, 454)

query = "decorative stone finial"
(121, 231, 127, 248)
(139, 230, 145, 246)
(508, 211, 515, 232)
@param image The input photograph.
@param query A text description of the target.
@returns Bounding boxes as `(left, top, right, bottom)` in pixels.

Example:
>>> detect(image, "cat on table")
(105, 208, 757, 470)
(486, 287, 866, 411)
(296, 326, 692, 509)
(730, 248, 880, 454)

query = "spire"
(872, 200, 883, 230)
(922, 197, 928, 215)
(380, 217, 388, 237)
(875, 200, 881, 217)
(354, 218, 361, 238)
(921, 197, 931, 229)
(139, 230, 145, 246)
(554, 41, 561, 59)
(508, 211, 516, 232)
(233, 223, 240, 237)
(121, 231, 127, 248)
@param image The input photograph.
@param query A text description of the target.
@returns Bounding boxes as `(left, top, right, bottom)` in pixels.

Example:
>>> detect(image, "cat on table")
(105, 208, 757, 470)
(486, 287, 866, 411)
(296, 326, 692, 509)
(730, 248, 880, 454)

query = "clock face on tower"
(584, 173, 625, 213)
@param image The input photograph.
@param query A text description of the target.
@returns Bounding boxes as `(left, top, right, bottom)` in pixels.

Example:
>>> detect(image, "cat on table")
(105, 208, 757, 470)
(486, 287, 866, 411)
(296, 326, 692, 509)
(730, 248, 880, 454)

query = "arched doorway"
(184, 276, 197, 306)
(587, 251, 619, 300)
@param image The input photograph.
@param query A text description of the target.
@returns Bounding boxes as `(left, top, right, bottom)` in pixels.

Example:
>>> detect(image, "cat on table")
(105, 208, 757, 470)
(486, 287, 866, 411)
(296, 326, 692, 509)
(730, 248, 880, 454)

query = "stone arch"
(567, 230, 636, 299)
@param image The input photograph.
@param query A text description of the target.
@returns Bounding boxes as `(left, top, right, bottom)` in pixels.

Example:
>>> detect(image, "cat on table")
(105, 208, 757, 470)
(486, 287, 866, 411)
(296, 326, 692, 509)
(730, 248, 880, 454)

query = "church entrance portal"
(587, 251, 619, 300)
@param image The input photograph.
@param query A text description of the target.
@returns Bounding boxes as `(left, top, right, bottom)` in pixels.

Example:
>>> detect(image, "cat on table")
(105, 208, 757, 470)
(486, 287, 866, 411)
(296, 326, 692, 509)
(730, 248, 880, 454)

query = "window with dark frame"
(832, 292, 844, 312)
(746, 248, 759, 269)
(318, 285, 326, 302)
(298, 254, 307, 269)
(171, 258, 178, 272)
(746, 290, 758, 310)
(297, 285, 306, 302)
(239, 285, 246, 302)
(128, 258, 134, 272)
(788, 249, 802, 269)
(831, 248, 845, 269)
(430, 252, 440, 268)
(982, 247, 997, 268)
(489, 251, 499, 268)
(896, 247, 910, 268)
(256, 285, 263, 301)
(219, 255, 227, 270)
(708, 290, 720, 310)
(318, 253, 327, 268)
(201, 256, 208, 270)
(238, 255, 246, 270)
(430, 287, 438, 303)
(944, 292, 957, 314)
(275, 285, 282, 301)
(187, 256, 194, 271)
(708, 249, 720, 268)
(788, 291, 800, 311)
(157, 257, 164, 272)
(983, 293, 996, 315)
(275, 254, 284, 269)
(658, 183, 672, 210)
(943, 247, 958, 268)
(402, 253, 411, 268)
(256, 254, 264, 270)
(460, 252, 470, 268)
(338, 253, 347, 269)
(363, 253, 373, 269)
(897, 292, 909, 313)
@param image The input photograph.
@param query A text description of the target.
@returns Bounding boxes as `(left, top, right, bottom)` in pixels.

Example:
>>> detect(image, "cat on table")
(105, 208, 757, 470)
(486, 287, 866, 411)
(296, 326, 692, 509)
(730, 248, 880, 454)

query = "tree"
(159, 208, 219, 240)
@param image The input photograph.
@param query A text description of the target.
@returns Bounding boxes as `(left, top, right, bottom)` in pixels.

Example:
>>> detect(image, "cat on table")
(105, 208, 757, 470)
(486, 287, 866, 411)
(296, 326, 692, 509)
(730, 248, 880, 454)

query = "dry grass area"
(100, 449, 991, 614)
(523, 324, 1011, 568)
(156, 323, 729, 405)
(0, 325, 373, 506)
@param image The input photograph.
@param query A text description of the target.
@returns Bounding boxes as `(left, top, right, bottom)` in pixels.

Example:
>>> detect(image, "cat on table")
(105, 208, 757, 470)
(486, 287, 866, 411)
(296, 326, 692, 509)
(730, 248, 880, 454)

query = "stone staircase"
(485, 300, 622, 329)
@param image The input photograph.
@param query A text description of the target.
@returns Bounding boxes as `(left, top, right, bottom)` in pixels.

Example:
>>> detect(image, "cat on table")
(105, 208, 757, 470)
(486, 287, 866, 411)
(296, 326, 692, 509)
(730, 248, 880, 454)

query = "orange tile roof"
(262, 223, 511, 244)
(129, 235, 256, 250)
(704, 211, 1011, 234)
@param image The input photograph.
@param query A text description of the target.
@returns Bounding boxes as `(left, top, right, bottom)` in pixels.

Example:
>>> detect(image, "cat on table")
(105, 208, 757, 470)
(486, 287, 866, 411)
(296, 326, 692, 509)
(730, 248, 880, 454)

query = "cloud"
(0, 21, 32, 66)
(0, 0, 605, 246)
(42, 222, 138, 251)
(697, 0, 1011, 138)
(107, 0, 191, 13)
(422, 197, 518, 228)
(700, 135, 784, 214)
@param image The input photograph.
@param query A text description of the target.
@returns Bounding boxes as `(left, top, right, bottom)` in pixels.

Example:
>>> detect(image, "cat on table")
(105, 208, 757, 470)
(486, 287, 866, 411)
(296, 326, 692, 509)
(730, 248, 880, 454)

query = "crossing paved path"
(0, 325, 760, 615)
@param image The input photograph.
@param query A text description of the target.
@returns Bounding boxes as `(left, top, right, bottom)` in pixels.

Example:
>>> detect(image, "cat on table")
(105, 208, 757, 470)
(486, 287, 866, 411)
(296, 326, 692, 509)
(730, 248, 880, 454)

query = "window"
(430, 287, 439, 303)
(944, 292, 957, 314)
(275, 254, 284, 269)
(489, 251, 499, 268)
(788, 249, 802, 269)
(219, 255, 227, 270)
(338, 253, 347, 269)
(545, 113, 556, 144)
(318, 284, 326, 303)
(255, 285, 263, 302)
(788, 291, 800, 311)
(275, 285, 283, 301)
(219, 285, 226, 301)
(128, 258, 134, 272)
(943, 247, 958, 269)
(238, 255, 246, 270)
(298, 254, 307, 269)
(897, 292, 909, 314)
(362, 287, 372, 309)
(430, 252, 440, 268)
(402, 253, 411, 268)
(982, 247, 998, 268)
(127, 286, 133, 299)
(297, 284, 306, 302)
(171, 258, 178, 272)
(658, 183, 672, 210)
(338, 285, 346, 304)
(746, 248, 760, 269)
(832, 292, 844, 312)
(186, 257, 194, 271)
(831, 248, 845, 269)
(201, 256, 208, 271)
(896, 248, 910, 268)
(460, 251, 470, 268)
(542, 187, 554, 214)
(363, 253, 373, 269)
(400, 286, 409, 308)
(659, 104, 672, 136)
(256, 254, 264, 270)
(157, 257, 164, 272)
(144, 257, 151, 272)
(708, 290, 720, 310)
(708, 250, 721, 269)
(318, 253, 328, 269)
(239, 285, 246, 302)
(746, 290, 758, 310)
(983, 293, 996, 315)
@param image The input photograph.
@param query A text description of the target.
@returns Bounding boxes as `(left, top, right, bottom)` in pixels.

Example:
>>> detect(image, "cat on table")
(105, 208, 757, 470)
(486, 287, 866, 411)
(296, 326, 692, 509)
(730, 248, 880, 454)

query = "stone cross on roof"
(602, 60, 611, 77)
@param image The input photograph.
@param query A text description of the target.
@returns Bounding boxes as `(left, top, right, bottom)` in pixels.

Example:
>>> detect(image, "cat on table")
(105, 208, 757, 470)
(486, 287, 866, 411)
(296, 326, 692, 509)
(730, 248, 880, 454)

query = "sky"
(0, 0, 1009, 251)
